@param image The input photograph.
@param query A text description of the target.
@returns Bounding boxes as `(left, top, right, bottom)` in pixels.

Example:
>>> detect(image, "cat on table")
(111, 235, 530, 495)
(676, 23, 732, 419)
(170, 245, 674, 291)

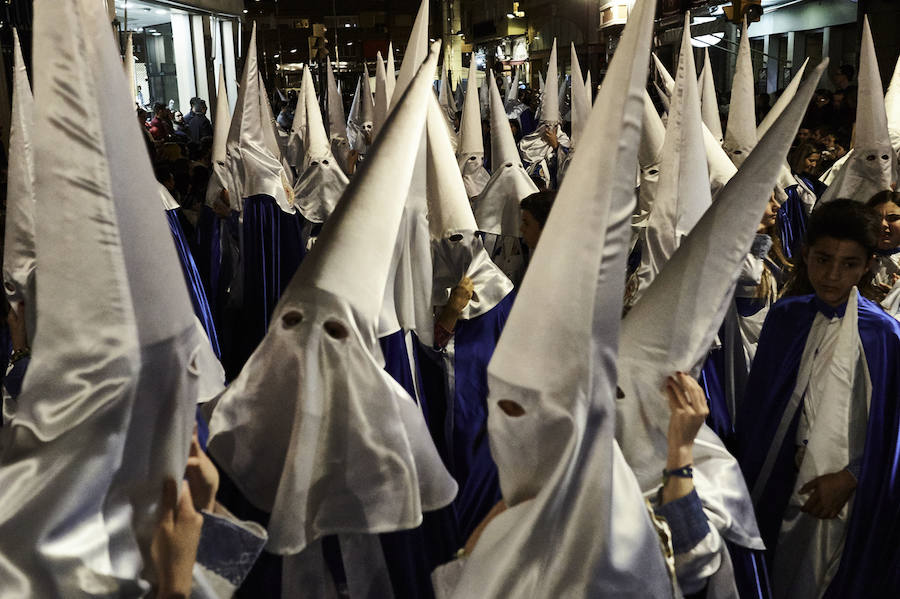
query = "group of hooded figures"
(0, 0, 899, 597)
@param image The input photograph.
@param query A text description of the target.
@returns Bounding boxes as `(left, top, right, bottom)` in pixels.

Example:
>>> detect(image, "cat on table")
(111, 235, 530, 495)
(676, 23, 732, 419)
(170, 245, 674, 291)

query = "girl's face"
(875, 201, 900, 250)
(803, 152, 820, 174)
(759, 194, 779, 230)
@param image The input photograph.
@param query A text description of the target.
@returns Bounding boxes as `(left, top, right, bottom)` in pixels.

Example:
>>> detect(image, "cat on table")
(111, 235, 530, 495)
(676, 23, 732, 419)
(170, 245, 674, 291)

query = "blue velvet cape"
(736, 293, 900, 597)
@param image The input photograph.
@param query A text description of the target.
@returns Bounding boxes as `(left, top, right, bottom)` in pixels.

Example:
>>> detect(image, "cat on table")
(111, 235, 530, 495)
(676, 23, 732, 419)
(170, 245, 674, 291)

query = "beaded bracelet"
(10, 347, 31, 364)
(662, 464, 693, 486)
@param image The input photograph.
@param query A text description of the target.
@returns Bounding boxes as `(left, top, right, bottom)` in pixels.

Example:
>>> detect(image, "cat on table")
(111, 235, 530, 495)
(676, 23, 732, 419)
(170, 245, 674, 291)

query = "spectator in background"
(188, 100, 213, 144)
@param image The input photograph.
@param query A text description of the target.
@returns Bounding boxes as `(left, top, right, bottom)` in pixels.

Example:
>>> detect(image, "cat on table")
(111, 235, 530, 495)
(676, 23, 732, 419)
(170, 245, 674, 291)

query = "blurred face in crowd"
(796, 128, 810, 144)
(802, 152, 820, 175)
(803, 237, 872, 307)
(873, 201, 900, 250)
(759, 193, 779, 231)
(520, 209, 542, 250)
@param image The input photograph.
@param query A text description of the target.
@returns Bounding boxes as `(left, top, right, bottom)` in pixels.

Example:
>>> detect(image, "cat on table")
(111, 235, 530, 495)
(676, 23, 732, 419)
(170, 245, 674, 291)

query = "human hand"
(541, 126, 559, 150)
(7, 302, 28, 351)
(151, 478, 202, 598)
(184, 430, 219, 513)
(664, 372, 709, 468)
(799, 470, 857, 519)
(347, 149, 359, 175)
(447, 276, 474, 314)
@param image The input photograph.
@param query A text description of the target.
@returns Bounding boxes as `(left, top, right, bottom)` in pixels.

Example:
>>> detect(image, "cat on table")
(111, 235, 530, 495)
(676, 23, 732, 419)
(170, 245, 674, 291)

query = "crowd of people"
(0, 0, 898, 597)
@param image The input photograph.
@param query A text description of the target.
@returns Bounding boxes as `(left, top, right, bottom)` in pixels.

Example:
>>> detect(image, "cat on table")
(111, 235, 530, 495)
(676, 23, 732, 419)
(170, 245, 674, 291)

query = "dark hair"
(790, 143, 820, 174)
(782, 199, 881, 299)
(839, 64, 854, 80)
(866, 190, 900, 210)
(520, 190, 556, 228)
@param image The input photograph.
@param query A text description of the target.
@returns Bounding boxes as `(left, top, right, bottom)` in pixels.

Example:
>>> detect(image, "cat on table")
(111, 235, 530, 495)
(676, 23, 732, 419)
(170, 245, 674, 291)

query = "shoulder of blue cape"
(825, 294, 900, 597)
(737, 292, 900, 596)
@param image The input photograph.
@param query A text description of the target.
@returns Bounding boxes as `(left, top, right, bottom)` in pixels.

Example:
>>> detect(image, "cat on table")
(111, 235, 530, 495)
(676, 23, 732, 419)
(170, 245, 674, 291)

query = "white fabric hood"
(457, 60, 490, 198)
(699, 48, 723, 144)
(447, 2, 675, 596)
(207, 42, 455, 557)
(723, 19, 757, 167)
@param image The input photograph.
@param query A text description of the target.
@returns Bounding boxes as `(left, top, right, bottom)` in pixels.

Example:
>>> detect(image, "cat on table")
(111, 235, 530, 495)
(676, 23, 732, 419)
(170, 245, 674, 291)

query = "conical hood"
(438, 62, 452, 109)
(584, 70, 592, 105)
(450, 1, 674, 595)
(505, 65, 520, 108)
(489, 71, 522, 171)
(821, 17, 895, 203)
(723, 19, 757, 166)
(285, 65, 307, 168)
(259, 71, 284, 160)
(446, 66, 458, 113)
(479, 71, 490, 115)
(298, 42, 441, 322)
(699, 48, 723, 143)
(226, 23, 293, 211)
(652, 52, 675, 100)
(569, 42, 589, 147)
(326, 58, 348, 141)
(386, 41, 397, 101)
(538, 71, 545, 94)
(206, 68, 236, 208)
(886, 54, 900, 154)
(373, 51, 389, 138)
(634, 13, 712, 297)
(458, 59, 483, 158)
(293, 65, 349, 223)
(426, 95, 478, 238)
(758, 58, 808, 139)
(473, 72, 538, 235)
(617, 61, 827, 549)
(638, 90, 665, 169)
(391, 0, 428, 111)
(0, 1, 204, 592)
(3, 28, 36, 341)
(359, 63, 376, 125)
(124, 32, 136, 105)
(541, 39, 560, 124)
(348, 75, 361, 126)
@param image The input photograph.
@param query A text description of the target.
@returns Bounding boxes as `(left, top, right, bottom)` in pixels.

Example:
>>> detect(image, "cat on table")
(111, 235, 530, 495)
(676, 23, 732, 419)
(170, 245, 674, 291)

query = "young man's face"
(520, 209, 542, 250)
(803, 236, 872, 307)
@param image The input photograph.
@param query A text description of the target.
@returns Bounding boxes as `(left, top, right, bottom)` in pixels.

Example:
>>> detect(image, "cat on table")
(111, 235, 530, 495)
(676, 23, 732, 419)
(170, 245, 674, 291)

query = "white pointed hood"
(652, 52, 675, 101)
(124, 32, 136, 105)
(504, 65, 520, 110)
(631, 13, 712, 301)
(758, 58, 807, 139)
(479, 72, 490, 116)
(208, 41, 455, 559)
(699, 48, 723, 143)
(205, 68, 237, 209)
(447, 2, 674, 596)
(821, 17, 896, 203)
(285, 66, 307, 168)
(427, 95, 512, 319)
(325, 58, 348, 142)
(656, 50, 736, 197)
(3, 29, 36, 341)
(390, 0, 429, 111)
(636, 91, 666, 222)
(457, 60, 490, 198)
(293, 66, 349, 223)
(359, 64, 376, 127)
(619, 59, 827, 551)
(584, 70, 593, 105)
(347, 75, 361, 128)
(474, 72, 538, 235)
(723, 19, 757, 166)
(438, 62, 453, 112)
(0, 1, 205, 592)
(226, 23, 294, 212)
(386, 42, 397, 101)
(541, 40, 560, 124)
(373, 51, 389, 139)
(569, 43, 589, 147)
(887, 54, 900, 156)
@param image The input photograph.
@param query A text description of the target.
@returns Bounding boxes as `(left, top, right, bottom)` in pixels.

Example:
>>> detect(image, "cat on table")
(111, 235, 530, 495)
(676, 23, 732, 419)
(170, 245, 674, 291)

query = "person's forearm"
(662, 445, 694, 504)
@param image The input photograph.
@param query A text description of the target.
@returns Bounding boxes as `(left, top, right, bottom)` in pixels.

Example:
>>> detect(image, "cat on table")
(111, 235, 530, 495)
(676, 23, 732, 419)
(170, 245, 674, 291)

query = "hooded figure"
(438, 61, 459, 124)
(655, 52, 737, 199)
(632, 90, 667, 251)
(0, 1, 210, 593)
(627, 15, 711, 307)
(225, 23, 303, 378)
(208, 41, 456, 598)
(456, 60, 490, 198)
(259, 71, 293, 184)
(350, 66, 376, 158)
(3, 29, 36, 347)
(425, 93, 515, 539)
(285, 66, 307, 169)
(205, 68, 236, 210)
(699, 48, 723, 144)
(434, 2, 676, 596)
(473, 72, 538, 286)
(518, 40, 570, 183)
(390, 0, 428, 113)
(325, 58, 353, 175)
(619, 58, 826, 599)
(557, 43, 590, 183)
(346, 76, 362, 149)
(504, 65, 521, 113)
(723, 19, 757, 167)
(820, 18, 897, 204)
(386, 42, 397, 101)
(292, 65, 349, 227)
(373, 51, 390, 140)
